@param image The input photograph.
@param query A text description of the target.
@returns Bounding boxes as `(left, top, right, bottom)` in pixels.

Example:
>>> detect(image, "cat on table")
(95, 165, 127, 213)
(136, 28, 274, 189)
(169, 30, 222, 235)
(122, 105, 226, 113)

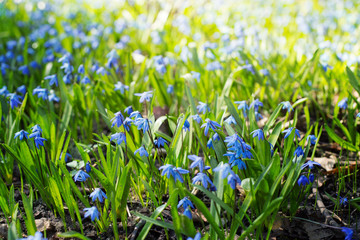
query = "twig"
(312, 186, 339, 227)
(129, 220, 145, 240)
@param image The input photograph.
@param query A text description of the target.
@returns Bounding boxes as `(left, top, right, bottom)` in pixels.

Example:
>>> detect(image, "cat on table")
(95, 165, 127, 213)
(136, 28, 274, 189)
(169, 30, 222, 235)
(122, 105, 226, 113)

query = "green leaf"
(137, 204, 167, 240)
(324, 124, 358, 151)
(57, 231, 92, 240)
(346, 66, 360, 95)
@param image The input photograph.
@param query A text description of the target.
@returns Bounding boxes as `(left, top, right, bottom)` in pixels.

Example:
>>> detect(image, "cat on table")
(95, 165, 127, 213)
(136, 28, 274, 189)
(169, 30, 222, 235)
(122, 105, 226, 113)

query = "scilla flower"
(90, 188, 107, 203)
(84, 206, 100, 221)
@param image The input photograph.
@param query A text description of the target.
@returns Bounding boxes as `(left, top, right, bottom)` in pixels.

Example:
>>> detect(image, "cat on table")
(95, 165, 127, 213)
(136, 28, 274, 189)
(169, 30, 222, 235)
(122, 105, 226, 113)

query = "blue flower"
(135, 146, 149, 157)
(183, 119, 190, 131)
(18, 231, 48, 240)
(188, 155, 205, 172)
(307, 135, 317, 145)
(255, 111, 263, 122)
(130, 111, 142, 119)
(357, 113, 360, 118)
(224, 115, 236, 125)
(282, 127, 300, 139)
(0, 86, 9, 96)
(134, 91, 153, 103)
(124, 106, 134, 115)
(63, 73, 72, 84)
(197, 102, 210, 114)
(190, 114, 202, 124)
(18, 65, 30, 75)
(206, 61, 223, 71)
(340, 196, 348, 207)
(33, 87, 48, 100)
(14, 130, 29, 140)
(191, 71, 200, 82)
(192, 172, 214, 189)
(207, 138, 214, 149)
(59, 152, 72, 162)
(201, 118, 221, 136)
(213, 163, 232, 179)
(183, 208, 192, 219)
(44, 74, 58, 87)
(177, 197, 194, 210)
(308, 173, 314, 183)
(227, 172, 241, 189)
(81, 76, 91, 84)
(111, 111, 125, 128)
(8, 93, 22, 109)
(294, 146, 304, 157)
(78, 64, 85, 74)
(338, 97, 348, 110)
(84, 206, 100, 221)
(17, 85, 26, 95)
(227, 155, 246, 170)
(96, 67, 107, 76)
(167, 85, 174, 94)
(297, 175, 309, 187)
(134, 117, 151, 134)
(90, 188, 107, 203)
(159, 164, 189, 183)
(154, 137, 168, 148)
(234, 101, 248, 117)
(187, 232, 201, 240)
(251, 129, 264, 141)
(34, 137, 47, 149)
(301, 160, 321, 170)
(110, 132, 126, 145)
(341, 227, 353, 240)
(74, 170, 90, 182)
(123, 117, 132, 132)
(48, 92, 60, 102)
(280, 101, 293, 112)
(86, 162, 91, 173)
(250, 99, 263, 111)
(114, 81, 129, 94)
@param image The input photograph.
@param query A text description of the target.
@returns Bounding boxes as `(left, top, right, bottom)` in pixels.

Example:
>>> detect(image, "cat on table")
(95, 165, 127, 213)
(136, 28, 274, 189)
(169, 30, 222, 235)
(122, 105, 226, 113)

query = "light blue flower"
(280, 101, 293, 112)
(190, 114, 202, 124)
(34, 137, 47, 149)
(197, 102, 210, 114)
(84, 206, 100, 221)
(114, 81, 129, 94)
(177, 197, 194, 210)
(134, 117, 151, 134)
(89, 188, 107, 203)
(282, 127, 300, 139)
(134, 91, 153, 103)
(14, 130, 29, 140)
(135, 146, 148, 157)
(201, 118, 221, 136)
(110, 132, 126, 145)
(154, 137, 168, 148)
(227, 173, 241, 189)
(111, 111, 125, 128)
(294, 146, 304, 157)
(251, 129, 264, 141)
(74, 170, 90, 182)
(187, 232, 201, 240)
(338, 97, 348, 110)
(192, 173, 214, 189)
(297, 175, 309, 187)
(224, 115, 236, 125)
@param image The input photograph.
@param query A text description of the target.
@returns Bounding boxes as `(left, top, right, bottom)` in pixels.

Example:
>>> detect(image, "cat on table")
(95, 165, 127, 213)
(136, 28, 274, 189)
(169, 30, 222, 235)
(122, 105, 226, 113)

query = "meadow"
(0, 0, 359, 239)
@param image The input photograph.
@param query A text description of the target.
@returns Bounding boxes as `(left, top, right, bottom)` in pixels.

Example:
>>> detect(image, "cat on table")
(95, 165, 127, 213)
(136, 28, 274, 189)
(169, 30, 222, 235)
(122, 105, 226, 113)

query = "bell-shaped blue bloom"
(85, 162, 91, 173)
(135, 146, 149, 157)
(227, 173, 241, 189)
(251, 129, 264, 141)
(124, 106, 133, 115)
(341, 227, 353, 240)
(340, 196, 348, 207)
(134, 91, 153, 103)
(33, 87, 48, 100)
(192, 172, 214, 189)
(250, 99, 263, 111)
(297, 175, 309, 186)
(90, 188, 107, 203)
(280, 101, 293, 112)
(74, 170, 90, 182)
(338, 97, 348, 110)
(123, 117, 132, 132)
(227, 155, 246, 170)
(111, 111, 125, 128)
(213, 163, 232, 179)
(309, 173, 314, 183)
(84, 206, 100, 221)
(191, 71, 200, 82)
(197, 102, 210, 114)
(224, 115, 236, 125)
(201, 118, 221, 136)
(81, 76, 91, 84)
(17, 85, 26, 95)
(177, 197, 194, 210)
(207, 138, 214, 149)
(114, 81, 129, 94)
(134, 117, 151, 134)
(96, 67, 107, 76)
(34, 137, 47, 149)
(60, 152, 72, 162)
(255, 111, 263, 122)
(183, 208, 192, 219)
(159, 164, 189, 183)
(294, 146, 304, 157)
(187, 232, 201, 240)
(78, 64, 85, 74)
(357, 113, 360, 118)
(183, 119, 190, 131)
(18, 231, 47, 240)
(307, 135, 317, 145)
(110, 132, 126, 145)
(167, 85, 174, 94)
(206, 61, 223, 71)
(154, 137, 168, 148)
(301, 160, 321, 170)
(8, 93, 22, 109)
(234, 101, 248, 117)
(0, 86, 9, 96)
(29, 61, 40, 69)
(18, 65, 30, 75)
(188, 155, 205, 172)
(282, 127, 300, 139)
(63, 73, 72, 84)
(14, 130, 29, 140)
(44, 74, 58, 87)
(190, 114, 202, 124)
